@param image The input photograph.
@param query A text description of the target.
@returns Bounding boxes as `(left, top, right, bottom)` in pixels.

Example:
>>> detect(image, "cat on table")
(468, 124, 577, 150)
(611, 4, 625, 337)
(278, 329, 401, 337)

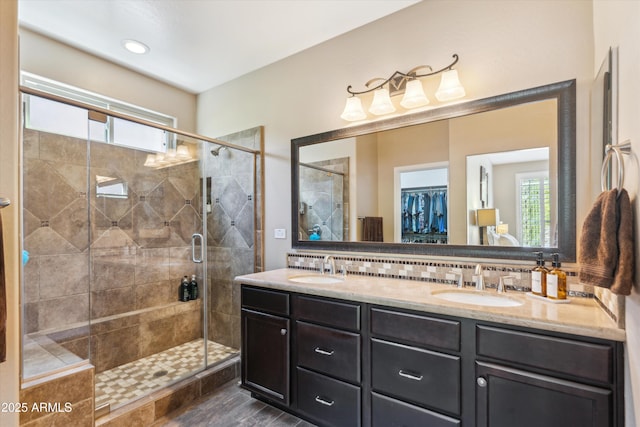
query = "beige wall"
(377, 121, 449, 242)
(19, 29, 197, 133)
(0, 1, 20, 425)
(355, 134, 379, 241)
(197, 0, 593, 269)
(593, 2, 640, 425)
(452, 100, 557, 245)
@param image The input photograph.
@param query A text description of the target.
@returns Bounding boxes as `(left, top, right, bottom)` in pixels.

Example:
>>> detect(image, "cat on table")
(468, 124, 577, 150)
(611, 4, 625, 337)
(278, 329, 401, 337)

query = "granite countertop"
(234, 268, 625, 342)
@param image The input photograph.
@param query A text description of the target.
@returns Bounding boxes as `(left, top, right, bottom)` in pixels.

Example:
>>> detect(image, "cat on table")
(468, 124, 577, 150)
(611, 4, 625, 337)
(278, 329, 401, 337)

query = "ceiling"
(18, 0, 420, 94)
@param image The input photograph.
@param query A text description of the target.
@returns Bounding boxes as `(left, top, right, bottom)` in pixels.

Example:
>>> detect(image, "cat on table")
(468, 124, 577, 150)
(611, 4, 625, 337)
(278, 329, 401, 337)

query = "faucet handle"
(447, 271, 464, 288)
(340, 265, 348, 278)
(497, 275, 515, 293)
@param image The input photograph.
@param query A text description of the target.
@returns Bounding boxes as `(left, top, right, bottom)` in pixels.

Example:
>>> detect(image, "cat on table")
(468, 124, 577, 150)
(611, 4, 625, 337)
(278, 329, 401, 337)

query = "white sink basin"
(432, 290, 522, 307)
(288, 274, 344, 285)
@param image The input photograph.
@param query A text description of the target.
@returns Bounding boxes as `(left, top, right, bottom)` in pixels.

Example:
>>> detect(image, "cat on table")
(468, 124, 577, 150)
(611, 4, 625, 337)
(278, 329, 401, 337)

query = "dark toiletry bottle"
(531, 252, 548, 297)
(180, 276, 190, 302)
(189, 274, 199, 300)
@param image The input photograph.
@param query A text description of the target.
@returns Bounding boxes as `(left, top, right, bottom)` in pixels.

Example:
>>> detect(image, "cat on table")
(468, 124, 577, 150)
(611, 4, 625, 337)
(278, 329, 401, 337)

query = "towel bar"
(0, 197, 10, 209)
(600, 140, 631, 193)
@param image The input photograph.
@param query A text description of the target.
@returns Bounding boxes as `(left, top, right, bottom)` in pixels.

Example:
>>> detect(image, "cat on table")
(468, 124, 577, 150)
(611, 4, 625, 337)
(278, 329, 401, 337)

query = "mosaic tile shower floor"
(95, 339, 238, 409)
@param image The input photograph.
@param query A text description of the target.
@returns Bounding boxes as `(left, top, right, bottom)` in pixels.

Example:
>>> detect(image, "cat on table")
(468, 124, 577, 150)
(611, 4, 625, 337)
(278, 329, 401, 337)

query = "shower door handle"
(191, 233, 204, 263)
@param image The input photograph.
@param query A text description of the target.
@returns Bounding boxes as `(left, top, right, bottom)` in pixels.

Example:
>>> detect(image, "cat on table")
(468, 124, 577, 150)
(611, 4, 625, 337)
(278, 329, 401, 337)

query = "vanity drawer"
(371, 307, 460, 351)
(371, 392, 461, 427)
(476, 325, 613, 384)
(293, 294, 360, 331)
(297, 367, 361, 427)
(241, 286, 289, 316)
(297, 321, 361, 383)
(371, 338, 460, 415)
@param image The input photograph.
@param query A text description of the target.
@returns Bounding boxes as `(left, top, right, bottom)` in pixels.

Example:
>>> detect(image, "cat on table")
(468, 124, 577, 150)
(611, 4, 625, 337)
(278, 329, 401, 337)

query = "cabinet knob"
(280, 328, 287, 336)
(477, 377, 488, 387)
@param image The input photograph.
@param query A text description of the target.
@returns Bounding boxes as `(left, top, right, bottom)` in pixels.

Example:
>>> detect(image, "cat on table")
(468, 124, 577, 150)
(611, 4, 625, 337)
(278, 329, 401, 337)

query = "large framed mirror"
(291, 80, 576, 261)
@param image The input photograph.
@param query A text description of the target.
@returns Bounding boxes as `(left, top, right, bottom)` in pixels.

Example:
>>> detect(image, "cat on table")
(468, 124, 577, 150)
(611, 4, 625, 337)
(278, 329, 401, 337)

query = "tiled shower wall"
(207, 126, 264, 349)
(298, 157, 349, 241)
(23, 128, 204, 373)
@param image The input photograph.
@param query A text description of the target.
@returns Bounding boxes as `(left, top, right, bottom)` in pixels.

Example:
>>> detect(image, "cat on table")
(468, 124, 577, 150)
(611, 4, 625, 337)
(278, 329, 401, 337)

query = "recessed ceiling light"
(122, 39, 149, 54)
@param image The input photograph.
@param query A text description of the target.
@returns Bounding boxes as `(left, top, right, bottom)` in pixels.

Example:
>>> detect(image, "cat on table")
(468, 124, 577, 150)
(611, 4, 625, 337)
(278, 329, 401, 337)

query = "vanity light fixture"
(340, 54, 465, 121)
(122, 39, 150, 55)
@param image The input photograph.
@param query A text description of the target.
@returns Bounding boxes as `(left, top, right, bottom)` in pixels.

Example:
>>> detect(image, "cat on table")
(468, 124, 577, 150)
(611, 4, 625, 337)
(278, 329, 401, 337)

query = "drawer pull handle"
(280, 329, 287, 336)
(398, 370, 423, 381)
(477, 377, 488, 387)
(314, 396, 335, 406)
(314, 347, 335, 356)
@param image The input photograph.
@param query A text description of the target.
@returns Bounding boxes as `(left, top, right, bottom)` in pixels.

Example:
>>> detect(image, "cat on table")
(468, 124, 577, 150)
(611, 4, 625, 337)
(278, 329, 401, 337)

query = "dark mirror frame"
(291, 79, 576, 262)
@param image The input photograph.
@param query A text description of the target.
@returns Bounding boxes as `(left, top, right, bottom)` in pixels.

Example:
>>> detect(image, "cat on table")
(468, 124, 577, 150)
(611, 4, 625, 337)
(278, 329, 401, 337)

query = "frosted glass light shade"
(340, 96, 367, 121)
(435, 69, 466, 101)
(144, 154, 157, 167)
(400, 79, 430, 109)
(176, 145, 191, 159)
(369, 88, 396, 115)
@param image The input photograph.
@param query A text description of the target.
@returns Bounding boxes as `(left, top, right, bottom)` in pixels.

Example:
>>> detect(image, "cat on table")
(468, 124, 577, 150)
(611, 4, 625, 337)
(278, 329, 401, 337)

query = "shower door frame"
(20, 86, 260, 391)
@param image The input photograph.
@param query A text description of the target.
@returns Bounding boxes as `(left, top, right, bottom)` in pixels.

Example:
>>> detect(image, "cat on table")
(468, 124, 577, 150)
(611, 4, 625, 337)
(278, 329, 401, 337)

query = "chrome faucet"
(474, 264, 485, 291)
(323, 255, 336, 275)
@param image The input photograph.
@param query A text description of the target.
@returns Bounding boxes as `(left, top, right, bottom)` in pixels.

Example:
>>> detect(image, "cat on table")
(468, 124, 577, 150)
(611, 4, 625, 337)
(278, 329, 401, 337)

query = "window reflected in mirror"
(466, 147, 551, 247)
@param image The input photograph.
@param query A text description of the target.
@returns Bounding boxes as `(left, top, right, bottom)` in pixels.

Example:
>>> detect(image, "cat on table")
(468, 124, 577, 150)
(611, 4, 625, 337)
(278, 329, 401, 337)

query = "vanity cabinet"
(370, 308, 462, 426)
(293, 294, 362, 427)
(475, 325, 621, 427)
(239, 284, 624, 427)
(241, 286, 291, 406)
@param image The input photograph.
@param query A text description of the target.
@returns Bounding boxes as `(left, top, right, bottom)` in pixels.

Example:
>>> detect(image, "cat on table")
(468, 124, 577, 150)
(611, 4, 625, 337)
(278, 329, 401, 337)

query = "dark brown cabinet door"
(476, 362, 612, 427)
(242, 308, 290, 405)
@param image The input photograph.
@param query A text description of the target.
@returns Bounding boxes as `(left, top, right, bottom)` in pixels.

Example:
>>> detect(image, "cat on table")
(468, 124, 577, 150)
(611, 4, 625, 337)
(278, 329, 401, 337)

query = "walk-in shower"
(20, 87, 262, 414)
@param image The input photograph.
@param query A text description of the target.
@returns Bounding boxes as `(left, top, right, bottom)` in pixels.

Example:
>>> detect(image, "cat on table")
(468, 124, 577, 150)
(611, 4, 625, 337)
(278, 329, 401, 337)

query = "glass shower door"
(88, 115, 208, 411)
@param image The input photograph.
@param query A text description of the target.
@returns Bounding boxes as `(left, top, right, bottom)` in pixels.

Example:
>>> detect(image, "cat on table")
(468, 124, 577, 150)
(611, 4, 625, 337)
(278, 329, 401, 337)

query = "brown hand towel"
(612, 188, 634, 295)
(362, 217, 383, 242)
(578, 189, 635, 295)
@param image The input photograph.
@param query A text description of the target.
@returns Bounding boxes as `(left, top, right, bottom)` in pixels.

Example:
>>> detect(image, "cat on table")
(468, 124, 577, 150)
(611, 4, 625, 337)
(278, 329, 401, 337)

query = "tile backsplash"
(287, 251, 624, 328)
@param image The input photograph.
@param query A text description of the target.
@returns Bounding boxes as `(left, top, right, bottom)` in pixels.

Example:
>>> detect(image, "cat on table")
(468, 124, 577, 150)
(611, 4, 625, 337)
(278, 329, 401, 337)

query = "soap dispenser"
(547, 253, 567, 300)
(189, 274, 199, 300)
(531, 252, 548, 297)
(179, 276, 190, 302)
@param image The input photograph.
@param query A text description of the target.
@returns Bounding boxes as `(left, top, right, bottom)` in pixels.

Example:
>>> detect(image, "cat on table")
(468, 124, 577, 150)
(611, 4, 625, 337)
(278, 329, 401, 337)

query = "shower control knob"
(477, 377, 487, 387)
(280, 328, 287, 336)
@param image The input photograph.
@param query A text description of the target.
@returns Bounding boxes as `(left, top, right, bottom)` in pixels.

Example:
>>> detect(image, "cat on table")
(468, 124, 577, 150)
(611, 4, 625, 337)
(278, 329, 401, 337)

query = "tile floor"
(153, 380, 315, 426)
(96, 339, 238, 409)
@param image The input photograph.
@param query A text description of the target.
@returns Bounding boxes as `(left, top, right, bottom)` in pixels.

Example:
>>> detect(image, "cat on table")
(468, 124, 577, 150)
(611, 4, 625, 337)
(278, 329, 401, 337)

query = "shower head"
(211, 145, 227, 156)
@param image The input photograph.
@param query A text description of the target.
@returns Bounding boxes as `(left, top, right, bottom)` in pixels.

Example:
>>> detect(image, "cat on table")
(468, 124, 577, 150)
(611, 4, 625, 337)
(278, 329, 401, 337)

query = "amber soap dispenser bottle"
(547, 253, 567, 300)
(531, 252, 548, 297)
